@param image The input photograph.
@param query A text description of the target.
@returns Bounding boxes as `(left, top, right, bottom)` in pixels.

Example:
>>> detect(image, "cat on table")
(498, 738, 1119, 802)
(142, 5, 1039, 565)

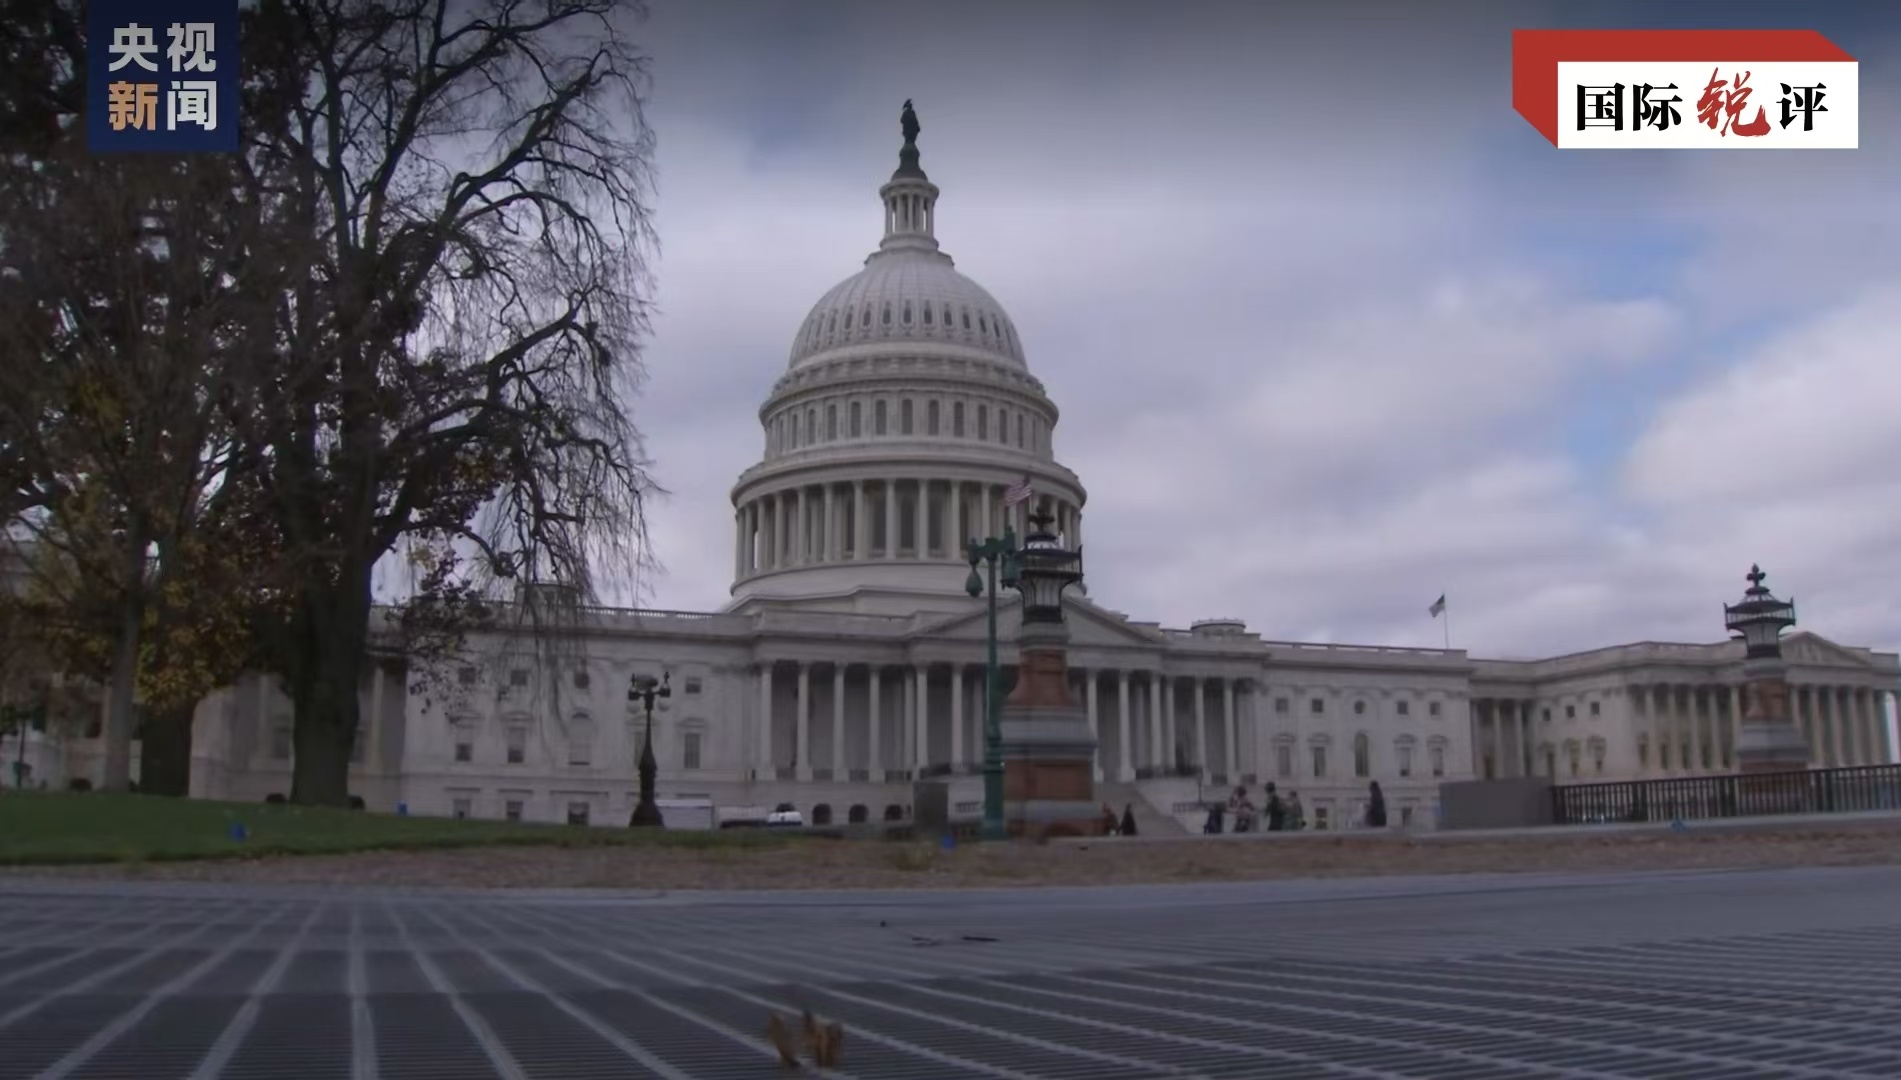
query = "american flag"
(1002, 475, 1034, 506)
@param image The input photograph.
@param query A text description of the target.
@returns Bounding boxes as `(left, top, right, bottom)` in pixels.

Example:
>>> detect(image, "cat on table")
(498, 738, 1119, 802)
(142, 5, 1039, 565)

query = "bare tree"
(0, 0, 275, 791)
(236, 0, 661, 804)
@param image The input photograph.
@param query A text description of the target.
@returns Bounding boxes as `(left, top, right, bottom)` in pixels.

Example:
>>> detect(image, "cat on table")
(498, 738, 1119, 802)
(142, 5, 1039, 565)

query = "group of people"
(1097, 779, 1391, 837)
(1205, 780, 1388, 834)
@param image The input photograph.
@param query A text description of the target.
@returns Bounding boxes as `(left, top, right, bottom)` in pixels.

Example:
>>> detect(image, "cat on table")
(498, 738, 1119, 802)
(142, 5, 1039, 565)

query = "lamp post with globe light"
(965, 525, 1020, 841)
(627, 672, 670, 827)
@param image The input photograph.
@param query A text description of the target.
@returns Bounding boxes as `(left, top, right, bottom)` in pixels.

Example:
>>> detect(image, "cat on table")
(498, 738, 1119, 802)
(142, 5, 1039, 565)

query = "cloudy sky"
(618, 0, 1900, 665)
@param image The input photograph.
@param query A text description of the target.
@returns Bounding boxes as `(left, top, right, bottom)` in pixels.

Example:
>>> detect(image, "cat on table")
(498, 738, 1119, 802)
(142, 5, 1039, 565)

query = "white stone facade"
(11, 114, 1900, 831)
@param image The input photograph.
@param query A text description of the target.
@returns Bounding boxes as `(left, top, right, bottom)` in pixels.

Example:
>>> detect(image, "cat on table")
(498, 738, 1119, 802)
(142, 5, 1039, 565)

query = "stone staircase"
(1095, 781, 1189, 836)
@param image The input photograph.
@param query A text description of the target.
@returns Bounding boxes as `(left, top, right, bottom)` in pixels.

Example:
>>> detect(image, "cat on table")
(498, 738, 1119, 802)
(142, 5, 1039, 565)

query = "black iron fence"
(1552, 764, 1901, 825)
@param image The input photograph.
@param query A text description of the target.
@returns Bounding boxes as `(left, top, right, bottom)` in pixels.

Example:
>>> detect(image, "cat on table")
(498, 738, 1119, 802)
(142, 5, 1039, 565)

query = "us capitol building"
(26, 107, 1901, 832)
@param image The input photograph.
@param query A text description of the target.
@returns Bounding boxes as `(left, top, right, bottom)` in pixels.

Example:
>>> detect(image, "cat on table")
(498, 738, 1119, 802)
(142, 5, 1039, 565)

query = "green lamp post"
(627, 672, 670, 827)
(965, 524, 1021, 842)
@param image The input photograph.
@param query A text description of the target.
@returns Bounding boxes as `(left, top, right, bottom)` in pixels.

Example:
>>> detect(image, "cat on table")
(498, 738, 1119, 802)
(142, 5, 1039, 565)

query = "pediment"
(914, 595, 1169, 650)
(1781, 632, 1876, 669)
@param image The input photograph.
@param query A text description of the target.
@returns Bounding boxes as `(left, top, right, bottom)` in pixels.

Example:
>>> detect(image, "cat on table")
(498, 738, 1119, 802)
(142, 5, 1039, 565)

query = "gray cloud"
(624, 0, 1901, 668)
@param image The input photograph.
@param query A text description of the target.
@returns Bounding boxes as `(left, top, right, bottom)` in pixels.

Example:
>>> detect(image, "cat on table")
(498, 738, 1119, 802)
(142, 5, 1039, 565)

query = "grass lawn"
(0, 791, 795, 865)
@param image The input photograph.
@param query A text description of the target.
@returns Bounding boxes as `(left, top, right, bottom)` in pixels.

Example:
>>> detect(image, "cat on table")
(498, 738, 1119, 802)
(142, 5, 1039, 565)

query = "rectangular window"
(1314, 806, 1331, 831)
(683, 731, 703, 771)
(454, 739, 472, 763)
(566, 802, 590, 826)
(452, 797, 472, 820)
(1430, 746, 1445, 777)
(1310, 746, 1327, 778)
(1590, 701, 1601, 716)
(1398, 745, 1414, 777)
(505, 726, 527, 765)
(504, 799, 523, 823)
(1309, 698, 1324, 714)
(568, 729, 591, 767)
(1565, 704, 1576, 719)
(1428, 701, 1442, 717)
(684, 677, 703, 695)
(1275, 744, 1293, 778)
(573, 670, 590, 690)
(1396, 701, 1410, 716)
(1274, 697, 1289, 714)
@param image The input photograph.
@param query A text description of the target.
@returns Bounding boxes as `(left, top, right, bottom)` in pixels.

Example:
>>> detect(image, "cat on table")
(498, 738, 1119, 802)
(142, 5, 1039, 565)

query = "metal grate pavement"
(3, 865, 1901, 1078)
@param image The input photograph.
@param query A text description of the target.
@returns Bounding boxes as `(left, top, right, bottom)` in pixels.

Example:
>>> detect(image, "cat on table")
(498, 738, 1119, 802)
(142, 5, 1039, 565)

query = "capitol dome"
(726, 102, 1088, 613)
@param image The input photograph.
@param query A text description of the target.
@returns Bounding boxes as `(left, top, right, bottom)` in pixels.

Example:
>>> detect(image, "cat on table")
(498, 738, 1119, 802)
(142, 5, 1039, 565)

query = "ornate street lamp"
(1011, 508, 1084, 622)
(1723, 564, 1808, 775)
(1723, 563, 1797, 658)
(627, 672, 670, 827)
(966, 523, 1021, 842)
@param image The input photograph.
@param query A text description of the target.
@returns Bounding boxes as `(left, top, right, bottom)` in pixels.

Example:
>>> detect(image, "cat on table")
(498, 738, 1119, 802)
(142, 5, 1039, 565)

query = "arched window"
(998, 407, 1010, 443)
(952, 402, 965, 437)
(883, 804, 904, 822)
(922, 304, 933, 325)
(873, 399, 887, 435)
(927, 399, 941, 435)
(826, 404, 838, 440)
(849, 400, 862, 437)
(847, 804, 869, 824)
(568, 715, 594, 767)
(811, 803, 834, 825)
(902, 302, 912, 325)
(881, 303, 892, 326)
(900, 398, 914, 435)
(976, 405, 988, 440)
(961, 308, 971, 330)
(1353, 732, 1371, 777)
(805, 408, 817, 441)
(843, 308, 853, 330)
(826, 312, 836, 334)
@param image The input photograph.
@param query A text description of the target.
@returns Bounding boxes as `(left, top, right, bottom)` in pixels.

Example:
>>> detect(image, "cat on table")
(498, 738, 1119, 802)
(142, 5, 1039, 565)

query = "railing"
(1552, 764, 1901, 825)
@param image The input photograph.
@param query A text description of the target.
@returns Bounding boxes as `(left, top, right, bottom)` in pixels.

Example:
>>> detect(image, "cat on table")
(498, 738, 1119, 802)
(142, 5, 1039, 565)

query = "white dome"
(787, 248, 1027, 370)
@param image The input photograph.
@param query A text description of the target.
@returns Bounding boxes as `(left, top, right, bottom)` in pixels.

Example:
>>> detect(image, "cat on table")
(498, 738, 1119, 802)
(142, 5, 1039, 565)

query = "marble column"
(831, 664, 846, 779)
(980, 484, 993, 541)
(950, 481, 964, 548)
(795, 489, 809, 566)
(823, 484, 836, 562)
(868, 667, 883, 781)
(795, 663, 811, 781)
(883, 481, 898, 559)
(1223, 678, 1237, 782)
(756, 663, 773, 778)
(1148, 674, 1164, 771)
(1117, 671, 1132, 782)
(1728, 686, 1742, 769)
(1086, 671, 1102, 782)
(733, 509, 744, 580)
(1192, 676, 1206, 778)
(913, 479, 928, 558)
(853, 481, 867, 560)
(950, 664, 965, 770)
(914, 664, 929, 772)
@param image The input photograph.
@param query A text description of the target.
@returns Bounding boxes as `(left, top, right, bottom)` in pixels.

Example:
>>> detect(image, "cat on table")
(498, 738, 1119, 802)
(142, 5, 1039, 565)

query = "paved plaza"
(3, 866, 1901, 1079)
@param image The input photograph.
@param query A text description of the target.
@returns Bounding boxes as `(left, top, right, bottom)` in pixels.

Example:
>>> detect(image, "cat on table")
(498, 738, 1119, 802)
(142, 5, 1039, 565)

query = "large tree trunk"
(287, 565, 371, 807)
(99, 583, 144, 793)
(137, 702, 196, 797)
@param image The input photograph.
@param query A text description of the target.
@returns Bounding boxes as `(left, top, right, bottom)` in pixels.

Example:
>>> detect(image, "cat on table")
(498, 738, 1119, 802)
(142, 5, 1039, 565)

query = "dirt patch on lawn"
(7, 819, 1900, 891)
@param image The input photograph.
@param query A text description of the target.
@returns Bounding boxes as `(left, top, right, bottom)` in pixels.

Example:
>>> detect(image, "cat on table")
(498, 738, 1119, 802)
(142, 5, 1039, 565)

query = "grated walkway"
(3, 865, 1901, 1078)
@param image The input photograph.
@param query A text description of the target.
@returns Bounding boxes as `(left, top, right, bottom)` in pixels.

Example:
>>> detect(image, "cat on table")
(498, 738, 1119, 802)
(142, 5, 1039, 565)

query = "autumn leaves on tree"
(0, 0, 661, 803)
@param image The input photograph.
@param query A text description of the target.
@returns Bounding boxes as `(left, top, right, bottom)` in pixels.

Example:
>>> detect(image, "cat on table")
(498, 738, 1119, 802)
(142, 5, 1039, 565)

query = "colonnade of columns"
(1474, 683, 1896, 782)
(753, 660, 1252, 785)
(734, 479, 1081, 578)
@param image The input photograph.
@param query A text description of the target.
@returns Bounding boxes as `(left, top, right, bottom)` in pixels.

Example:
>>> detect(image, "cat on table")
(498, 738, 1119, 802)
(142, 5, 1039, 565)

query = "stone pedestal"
(999, 619, 1103, 837)
(1734, 660, 1810, 774)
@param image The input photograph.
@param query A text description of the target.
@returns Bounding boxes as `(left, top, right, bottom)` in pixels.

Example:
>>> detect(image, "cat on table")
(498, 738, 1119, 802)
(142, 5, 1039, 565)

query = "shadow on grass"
(0, 791, 799, 866)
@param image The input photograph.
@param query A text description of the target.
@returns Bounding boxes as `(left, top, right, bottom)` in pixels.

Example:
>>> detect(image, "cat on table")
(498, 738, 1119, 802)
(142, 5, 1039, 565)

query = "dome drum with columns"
(32, 103, 1895, 830)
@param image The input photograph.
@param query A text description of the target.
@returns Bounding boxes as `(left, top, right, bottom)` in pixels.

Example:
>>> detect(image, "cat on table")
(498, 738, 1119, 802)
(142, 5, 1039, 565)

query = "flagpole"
(1442, 592, 1451, 651)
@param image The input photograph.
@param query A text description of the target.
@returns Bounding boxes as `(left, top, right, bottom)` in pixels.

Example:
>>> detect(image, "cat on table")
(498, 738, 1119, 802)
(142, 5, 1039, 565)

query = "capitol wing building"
(23, 111, 1900, 832)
